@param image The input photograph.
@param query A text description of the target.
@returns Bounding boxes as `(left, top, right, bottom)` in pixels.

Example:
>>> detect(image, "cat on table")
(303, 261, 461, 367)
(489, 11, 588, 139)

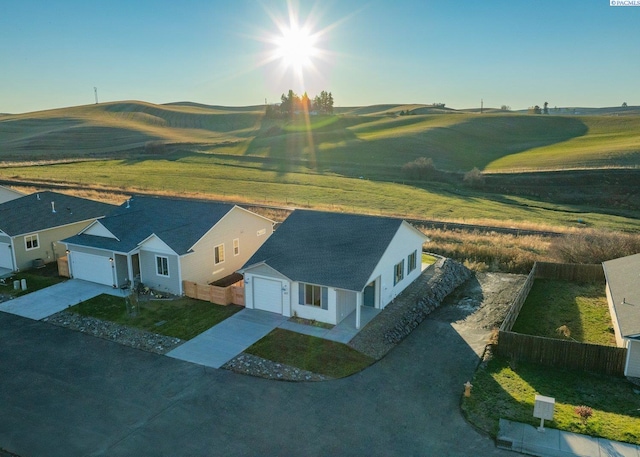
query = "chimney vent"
(51, 202, 56, 213)
(37, 194, 41, 200)
(126, 199, 131, 209)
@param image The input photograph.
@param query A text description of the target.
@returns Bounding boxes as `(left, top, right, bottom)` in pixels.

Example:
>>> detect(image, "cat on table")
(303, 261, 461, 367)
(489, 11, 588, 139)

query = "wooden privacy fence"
(496, 331, 627, 376)
(183, 280, 244, 306)
(57, 256, 70, 278)
(496, 261, 625, 376)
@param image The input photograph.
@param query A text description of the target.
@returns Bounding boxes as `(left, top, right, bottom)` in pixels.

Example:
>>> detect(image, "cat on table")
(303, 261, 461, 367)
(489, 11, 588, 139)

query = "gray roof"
(603, 253, 640, 338)
(0, 191, 115, 236)
(64, 196, 237, 255)
(243, 210, 422, 292)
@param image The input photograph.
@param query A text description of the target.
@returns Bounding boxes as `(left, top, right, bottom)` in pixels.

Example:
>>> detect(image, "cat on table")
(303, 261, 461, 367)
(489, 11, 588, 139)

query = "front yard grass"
(511, 279, 615, 346)
(0, 264, 64, 298)
(244, 328, 375, 378)
(68, 294, 242, 340)
(462, 356, 640, 445)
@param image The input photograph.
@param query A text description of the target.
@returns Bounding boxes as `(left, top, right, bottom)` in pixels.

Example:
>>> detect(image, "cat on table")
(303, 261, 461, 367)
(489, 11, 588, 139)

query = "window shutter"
(321, 287, 328, 310)
(299, 284, 305, 305)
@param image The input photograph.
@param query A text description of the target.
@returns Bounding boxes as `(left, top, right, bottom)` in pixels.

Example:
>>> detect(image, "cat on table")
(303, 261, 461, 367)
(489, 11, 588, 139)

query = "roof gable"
(603, 253, 640, 338)
(243, 210, 427, 291)
(0, 191, 115, 236)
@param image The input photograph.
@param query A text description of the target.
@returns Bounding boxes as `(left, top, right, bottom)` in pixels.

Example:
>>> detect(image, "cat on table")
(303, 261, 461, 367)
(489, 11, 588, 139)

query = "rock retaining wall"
(349, 258, 472, 359)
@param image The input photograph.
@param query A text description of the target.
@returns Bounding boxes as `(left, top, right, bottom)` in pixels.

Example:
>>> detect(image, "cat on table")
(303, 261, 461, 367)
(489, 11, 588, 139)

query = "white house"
(63, 196, 274, 295)
(603, 253, 640, 378)
(240, 210, 428, 328)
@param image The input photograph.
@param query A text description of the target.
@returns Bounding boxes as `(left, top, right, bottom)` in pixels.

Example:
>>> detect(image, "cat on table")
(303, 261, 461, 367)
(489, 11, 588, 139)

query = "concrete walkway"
(499, 419, 640, 457)
(166, 309, 288, 368)
(279, 306, 380, 343)
(0, 279, 127, 320)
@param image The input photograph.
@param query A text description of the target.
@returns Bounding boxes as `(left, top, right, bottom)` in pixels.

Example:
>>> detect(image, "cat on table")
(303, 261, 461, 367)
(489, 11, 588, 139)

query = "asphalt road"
(0, 306, 515, 456)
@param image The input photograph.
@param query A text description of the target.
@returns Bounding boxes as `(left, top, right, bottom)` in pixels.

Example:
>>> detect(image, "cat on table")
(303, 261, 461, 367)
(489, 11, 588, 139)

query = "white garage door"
(253, 277, 283, 314)
(0, 242, 13, 269)
(70, 252, 113, 286)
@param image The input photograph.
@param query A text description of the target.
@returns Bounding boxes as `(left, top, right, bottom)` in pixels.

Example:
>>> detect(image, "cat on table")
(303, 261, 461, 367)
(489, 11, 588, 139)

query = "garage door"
(253, 277, 283, 314)
(0, 242, 12, 269)
(70, 252, 113, 286)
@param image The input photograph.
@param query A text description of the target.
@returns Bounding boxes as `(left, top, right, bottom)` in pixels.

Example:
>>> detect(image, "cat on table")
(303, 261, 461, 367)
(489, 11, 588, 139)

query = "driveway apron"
(167, 309, 288, 368)
(0, 279, 127, 320)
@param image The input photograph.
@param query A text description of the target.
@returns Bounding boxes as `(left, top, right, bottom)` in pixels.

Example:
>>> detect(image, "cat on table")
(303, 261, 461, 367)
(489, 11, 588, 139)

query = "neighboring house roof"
(242, 209, 427, 292)
(603, 253, 640, 339)
(64, 196, 243, 255)
(0, 191, 115, 236)
(0, 185, 25, 203)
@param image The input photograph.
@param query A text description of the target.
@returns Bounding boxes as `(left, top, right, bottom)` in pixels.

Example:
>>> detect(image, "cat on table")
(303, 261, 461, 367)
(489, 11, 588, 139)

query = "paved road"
(0, 306, 515, 456)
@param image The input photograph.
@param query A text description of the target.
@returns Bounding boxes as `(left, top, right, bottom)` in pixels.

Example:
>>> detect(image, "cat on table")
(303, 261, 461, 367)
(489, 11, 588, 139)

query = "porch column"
(356, 292, 363, 329)
(126, 254, 134, 286)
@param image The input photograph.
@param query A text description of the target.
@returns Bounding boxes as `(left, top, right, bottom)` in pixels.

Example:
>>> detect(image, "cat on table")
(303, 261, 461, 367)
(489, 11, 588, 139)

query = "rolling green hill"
(1, 100, 639, 231)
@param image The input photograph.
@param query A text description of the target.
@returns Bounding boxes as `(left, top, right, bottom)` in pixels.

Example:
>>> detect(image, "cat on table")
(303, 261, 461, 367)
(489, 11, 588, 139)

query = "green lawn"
(244, 328, 375, 378)
(0, 265, 64, 298)
(68, 294, 242, 340)
(511, 279, 615, 346)
(462, 356, 640, 444)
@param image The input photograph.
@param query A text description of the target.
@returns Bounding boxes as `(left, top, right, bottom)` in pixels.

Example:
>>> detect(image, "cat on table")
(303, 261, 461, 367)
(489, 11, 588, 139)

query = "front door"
(364, 281, 375, 307)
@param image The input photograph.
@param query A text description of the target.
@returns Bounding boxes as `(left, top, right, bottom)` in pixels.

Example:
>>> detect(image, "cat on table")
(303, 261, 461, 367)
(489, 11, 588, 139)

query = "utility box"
(533, 395, 555, 431)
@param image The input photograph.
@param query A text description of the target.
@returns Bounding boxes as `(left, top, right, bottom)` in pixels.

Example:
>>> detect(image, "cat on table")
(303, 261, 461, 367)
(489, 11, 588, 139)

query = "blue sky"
(1, 0, 638, 113)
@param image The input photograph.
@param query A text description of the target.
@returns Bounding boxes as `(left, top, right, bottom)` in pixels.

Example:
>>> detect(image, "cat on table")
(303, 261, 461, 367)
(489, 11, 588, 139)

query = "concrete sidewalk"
(0, 279, 127, 320)
(278, 306, 380, 343)
(498, 419, 640, 457)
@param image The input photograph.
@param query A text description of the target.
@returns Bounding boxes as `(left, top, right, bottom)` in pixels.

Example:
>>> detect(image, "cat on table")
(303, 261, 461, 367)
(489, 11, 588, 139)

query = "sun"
(274, 24, 318, 71)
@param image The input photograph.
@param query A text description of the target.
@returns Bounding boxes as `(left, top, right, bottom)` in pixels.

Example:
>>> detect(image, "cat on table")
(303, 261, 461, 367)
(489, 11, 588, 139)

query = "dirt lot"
(438, 272, 528, 331)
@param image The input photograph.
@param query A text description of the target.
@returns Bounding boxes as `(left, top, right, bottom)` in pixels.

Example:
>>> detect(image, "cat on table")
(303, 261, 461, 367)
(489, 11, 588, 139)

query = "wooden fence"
(496, 261, 625, 376)
(183, 280, 244, 306)
(535, 261, 604, 282)
(57, 256, 70, 278)
(496, 331, 627, 376)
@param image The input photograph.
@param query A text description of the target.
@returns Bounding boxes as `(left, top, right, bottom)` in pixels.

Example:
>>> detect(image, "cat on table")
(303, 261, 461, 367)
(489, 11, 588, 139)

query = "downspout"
(9, 238, 17, 272)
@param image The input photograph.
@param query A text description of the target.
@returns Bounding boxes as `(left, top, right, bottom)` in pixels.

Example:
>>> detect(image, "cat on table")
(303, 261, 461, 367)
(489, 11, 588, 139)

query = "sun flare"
(274, 25, 318, 70)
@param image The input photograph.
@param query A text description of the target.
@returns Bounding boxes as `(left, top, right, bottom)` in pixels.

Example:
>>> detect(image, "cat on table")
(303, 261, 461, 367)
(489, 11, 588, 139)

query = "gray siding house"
(63, 196, 274, 295)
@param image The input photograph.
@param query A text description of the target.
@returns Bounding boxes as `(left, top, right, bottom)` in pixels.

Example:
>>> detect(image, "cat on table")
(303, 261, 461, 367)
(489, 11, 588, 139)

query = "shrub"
(575, 405, 593, 425)
(463, 167, 485, 188)
(551, 229, 640, 264)
(402, 157, 436, 180)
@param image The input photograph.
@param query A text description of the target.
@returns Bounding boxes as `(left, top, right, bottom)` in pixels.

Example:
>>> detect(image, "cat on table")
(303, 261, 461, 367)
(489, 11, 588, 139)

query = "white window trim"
(214, 243, 225, 265)
(408, 250, 417, 273)
(233, 238, 240, 256)
(394, 260, 404, 285)
(25, 234, 40, 251)
(155, 255, 169, 277)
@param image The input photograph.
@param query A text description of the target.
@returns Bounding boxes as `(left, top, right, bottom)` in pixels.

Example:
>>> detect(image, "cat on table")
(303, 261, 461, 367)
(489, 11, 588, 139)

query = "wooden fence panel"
(496, 331, 627, 376)
(57, 256, 70, 278)
(535, 262, 604, 282)
(182, 280, 245, 306)
(500, 264, 537, 332)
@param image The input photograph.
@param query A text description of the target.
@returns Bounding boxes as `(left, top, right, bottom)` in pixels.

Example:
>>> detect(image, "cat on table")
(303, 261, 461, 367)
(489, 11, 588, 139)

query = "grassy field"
(511, 279, 615, 346)
(1, 100, 639, 232)
(244, 328, 375, 378)
(68, 293, 242, 340)
(462, 356, 640, 444)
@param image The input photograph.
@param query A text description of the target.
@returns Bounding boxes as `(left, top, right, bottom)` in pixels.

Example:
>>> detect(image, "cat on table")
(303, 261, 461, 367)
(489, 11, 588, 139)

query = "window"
(394, 260, 404, 285)
(156, 255, 169, 277)
(298, 283, 328, 310)
(214, 244, 225, 264)
(233, 238, 240, 256)
(408, 250, 417, 273)
(25, 234, 39, 251)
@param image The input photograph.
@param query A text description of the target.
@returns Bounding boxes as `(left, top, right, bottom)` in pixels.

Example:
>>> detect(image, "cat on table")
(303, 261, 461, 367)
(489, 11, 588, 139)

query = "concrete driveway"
(167, 309, 288, 368)
(0, 302, 513, 457)
(0, 279, 127, 320)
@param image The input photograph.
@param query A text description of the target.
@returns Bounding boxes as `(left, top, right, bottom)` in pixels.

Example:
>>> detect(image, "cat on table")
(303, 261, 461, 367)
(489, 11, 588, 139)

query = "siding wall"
(180, 208, 273, 286)
(14, 221, 94, 271)
(626, 340, 640, 377)
(139, 250, 181, 295)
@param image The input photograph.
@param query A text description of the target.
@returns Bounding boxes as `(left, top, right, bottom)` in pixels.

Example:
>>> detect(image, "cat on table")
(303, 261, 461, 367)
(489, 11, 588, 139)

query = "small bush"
(402, 157, 436, 180)
(575, 405, 593, 425)
(463, 167, 485, 187)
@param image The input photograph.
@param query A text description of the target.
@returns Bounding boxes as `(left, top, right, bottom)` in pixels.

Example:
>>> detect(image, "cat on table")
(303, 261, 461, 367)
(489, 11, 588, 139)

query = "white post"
(356, 293, 363, 329)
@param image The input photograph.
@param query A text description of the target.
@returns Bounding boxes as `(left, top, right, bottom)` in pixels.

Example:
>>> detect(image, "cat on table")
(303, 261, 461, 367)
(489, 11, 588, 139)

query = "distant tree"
(622, 102, 628, 108)
(301, 92, 311, 113)
(402, 157, 436, 180)
(543, 102, 549, 115)
(463, 167, 485, 188)
(500, 105, 511, 111)
(528, 105, 542, 115)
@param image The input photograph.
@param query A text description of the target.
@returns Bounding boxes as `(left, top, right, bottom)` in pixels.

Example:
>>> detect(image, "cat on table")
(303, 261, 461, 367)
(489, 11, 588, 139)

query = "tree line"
(265, 89, 334, 118)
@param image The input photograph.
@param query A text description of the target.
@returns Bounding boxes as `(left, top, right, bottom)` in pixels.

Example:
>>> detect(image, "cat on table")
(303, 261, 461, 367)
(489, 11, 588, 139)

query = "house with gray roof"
(603, 253, 640, 377)
(0, 191, 115, 274)
(63, 196, 274, 295)
(240, 210, 428, 328)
